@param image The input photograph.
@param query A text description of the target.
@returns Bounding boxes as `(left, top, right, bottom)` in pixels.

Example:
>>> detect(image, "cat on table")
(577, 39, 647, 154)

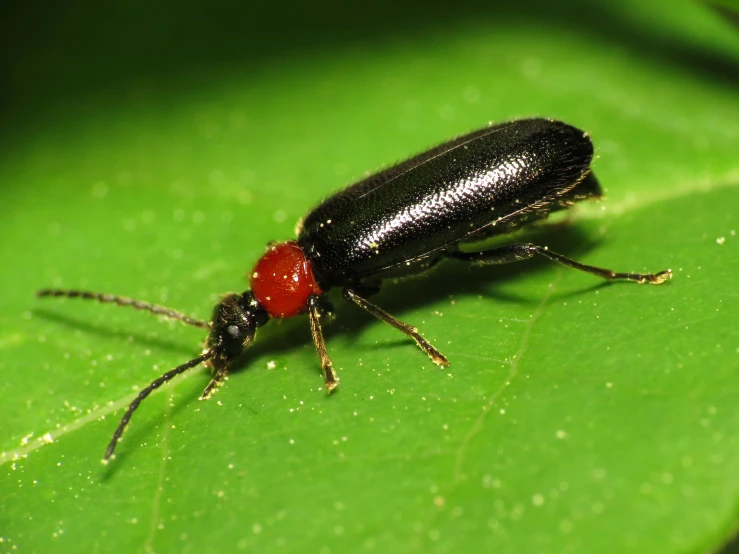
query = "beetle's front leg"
(307, 294, 340, 393)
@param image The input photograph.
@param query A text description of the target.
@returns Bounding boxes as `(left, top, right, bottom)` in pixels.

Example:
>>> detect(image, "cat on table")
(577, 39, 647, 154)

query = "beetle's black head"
(208, 291, 269, 360)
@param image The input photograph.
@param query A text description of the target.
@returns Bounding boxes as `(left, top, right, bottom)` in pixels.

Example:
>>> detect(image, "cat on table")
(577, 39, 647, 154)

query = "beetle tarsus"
(642, 269, 672, 284)
(414, 333, 450, 368)
(199, 367, 229, 400)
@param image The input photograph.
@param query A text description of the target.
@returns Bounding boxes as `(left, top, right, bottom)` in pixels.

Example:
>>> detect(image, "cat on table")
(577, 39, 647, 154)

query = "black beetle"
(37, 118, 671, 460)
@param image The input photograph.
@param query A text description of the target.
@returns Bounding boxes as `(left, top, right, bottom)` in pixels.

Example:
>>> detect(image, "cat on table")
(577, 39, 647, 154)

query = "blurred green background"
(1, 1, 738, 553)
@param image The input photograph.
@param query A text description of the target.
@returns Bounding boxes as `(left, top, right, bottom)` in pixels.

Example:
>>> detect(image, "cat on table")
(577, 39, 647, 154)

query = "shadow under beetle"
(37, 118, 672, 461)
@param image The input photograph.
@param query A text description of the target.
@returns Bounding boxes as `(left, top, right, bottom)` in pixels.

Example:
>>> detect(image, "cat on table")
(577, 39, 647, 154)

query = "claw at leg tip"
(653, 269, 673, 284)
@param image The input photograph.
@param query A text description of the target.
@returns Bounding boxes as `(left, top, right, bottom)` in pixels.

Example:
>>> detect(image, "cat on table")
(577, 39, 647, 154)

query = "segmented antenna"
(104, 348, 217, 461)
(36, 289, 210, 329)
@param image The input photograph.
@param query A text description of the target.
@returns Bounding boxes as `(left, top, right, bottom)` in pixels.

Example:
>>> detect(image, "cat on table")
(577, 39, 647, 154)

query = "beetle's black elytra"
(37, 118, 671, 461)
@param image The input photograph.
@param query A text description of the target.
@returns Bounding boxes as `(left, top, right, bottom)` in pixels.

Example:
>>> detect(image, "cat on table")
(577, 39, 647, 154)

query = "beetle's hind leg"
(308, 295, 340, 393)
(448, 243, 672, 284)
(342, 288, 449, 367)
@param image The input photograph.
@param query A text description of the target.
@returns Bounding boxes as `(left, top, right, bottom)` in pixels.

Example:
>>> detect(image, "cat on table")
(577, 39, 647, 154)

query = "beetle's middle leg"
(342, 288, 449, 367)
(447, 244, 671, 284)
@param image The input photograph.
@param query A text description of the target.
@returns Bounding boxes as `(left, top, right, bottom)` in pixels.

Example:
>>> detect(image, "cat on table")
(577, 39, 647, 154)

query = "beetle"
(37, 118, 671, 460)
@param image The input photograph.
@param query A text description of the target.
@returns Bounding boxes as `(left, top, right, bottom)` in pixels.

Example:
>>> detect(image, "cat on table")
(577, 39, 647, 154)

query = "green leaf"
(1, 0, 738, 553)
